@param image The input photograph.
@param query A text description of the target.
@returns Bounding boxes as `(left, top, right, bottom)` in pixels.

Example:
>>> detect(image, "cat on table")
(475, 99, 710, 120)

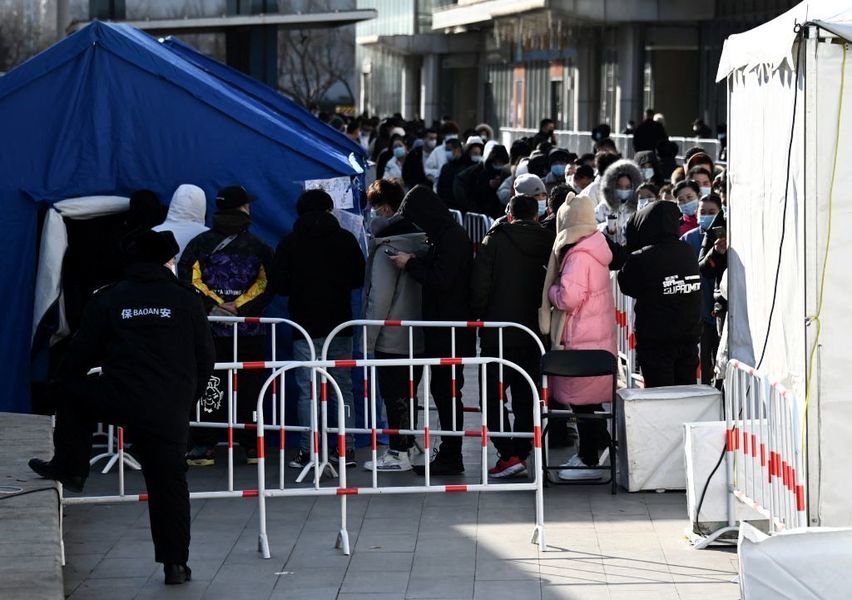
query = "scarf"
(213, 209, 251, 236)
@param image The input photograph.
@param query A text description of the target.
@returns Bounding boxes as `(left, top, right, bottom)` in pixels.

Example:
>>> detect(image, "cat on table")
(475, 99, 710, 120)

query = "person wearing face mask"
(424, 121, 461, 188)
(453, 140, 511, 218)
(376, 127, 407, 179)
(594, 159, 642, 246)
(402, 128, 438, 189)
(635, 183, 659, 211)
(681, 193, 722, 385)
(633, 150, 662, 187)
(513, 173, 549, 218)
(532, 118, 557, 148)
(541, 183, 574, 234)
(362, 179, 428, 472)
(436, 138, 470, 209)
(475, 122, 495, 143)
(569, 163, 595, 195)
(543, 148, 573, 195)
(470, 195, 554, 478)
(383, 137, 409, 184)
(674, 179, 701, 235)
(686, 166, 714, 199)
(178, 187, 273, 467)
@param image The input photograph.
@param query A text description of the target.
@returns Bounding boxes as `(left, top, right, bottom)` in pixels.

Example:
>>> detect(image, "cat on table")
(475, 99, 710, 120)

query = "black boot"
(28, 458, 85, 493)
(412, 449, 464, 476)
(164, 564, 192, 585)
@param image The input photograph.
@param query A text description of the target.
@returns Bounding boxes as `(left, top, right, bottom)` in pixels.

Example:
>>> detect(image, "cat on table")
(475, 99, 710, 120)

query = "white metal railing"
(500, 128, 724, 165)
(695, 360, 807, 548)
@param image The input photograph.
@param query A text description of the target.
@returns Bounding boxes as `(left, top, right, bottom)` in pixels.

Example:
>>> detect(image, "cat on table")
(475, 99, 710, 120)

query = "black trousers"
(375, 351, 423, 452)
(637, 338, 699, 388)
(481, 346, 538, 461)
(192, 334, 265, 449)
(424, 331, 472, 456)
(700, 321, 720, 385)
(52, 379, 191, 565)
(570, 404, 611, 466)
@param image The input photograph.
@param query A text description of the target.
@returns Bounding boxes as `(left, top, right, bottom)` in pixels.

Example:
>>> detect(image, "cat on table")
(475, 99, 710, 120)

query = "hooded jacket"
(272, 211, 366, 339)
(400, 186, 474, 352)
(436, 155, 472, 210)
(364, 216, 428, 355)
(595, 159, 643, 246)
(633, 150, 664, 187)
(453, 143, 511, 218)
(153, 184, 209, 260)
(470, 219, 554, 349)
(548, 231, 616, 406)
(178, 211, 273, 337)
(618, 201, 702, 344)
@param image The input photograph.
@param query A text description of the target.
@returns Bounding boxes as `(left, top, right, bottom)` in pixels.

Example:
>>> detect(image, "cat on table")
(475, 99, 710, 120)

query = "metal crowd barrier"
(449, 208, 464, 226)
(463, 212, 493, 249)
(610, 274, 641, 388)
(696, 360, 807, 548)
(63, 316, 320, 504)
(249, 355, 546, 559)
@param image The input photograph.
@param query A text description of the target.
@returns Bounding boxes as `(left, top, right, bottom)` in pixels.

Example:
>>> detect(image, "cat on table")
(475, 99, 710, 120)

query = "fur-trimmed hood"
(599, 158, 643, 213)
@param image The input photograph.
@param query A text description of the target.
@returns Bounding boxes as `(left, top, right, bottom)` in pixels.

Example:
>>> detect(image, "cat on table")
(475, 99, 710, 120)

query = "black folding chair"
(540, 350, 618, 494)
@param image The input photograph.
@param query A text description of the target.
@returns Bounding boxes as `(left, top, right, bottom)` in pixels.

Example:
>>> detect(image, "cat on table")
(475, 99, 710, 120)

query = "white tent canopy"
(722, 0, 852, 527)
(717, 0, 852, 81)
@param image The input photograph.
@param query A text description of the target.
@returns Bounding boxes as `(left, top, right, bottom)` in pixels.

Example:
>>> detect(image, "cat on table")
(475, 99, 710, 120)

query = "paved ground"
(60, 365, 739, 600)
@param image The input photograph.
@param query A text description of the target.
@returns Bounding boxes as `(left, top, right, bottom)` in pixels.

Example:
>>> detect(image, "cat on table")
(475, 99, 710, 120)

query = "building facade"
(356, 0, 798, 135)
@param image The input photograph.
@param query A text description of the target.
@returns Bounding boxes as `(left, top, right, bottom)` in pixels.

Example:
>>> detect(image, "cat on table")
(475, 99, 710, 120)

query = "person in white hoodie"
(153, 184, 209, 261)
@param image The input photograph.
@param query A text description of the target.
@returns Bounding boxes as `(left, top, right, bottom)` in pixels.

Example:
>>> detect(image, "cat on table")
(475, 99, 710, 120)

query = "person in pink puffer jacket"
(539, 195, 617, 479)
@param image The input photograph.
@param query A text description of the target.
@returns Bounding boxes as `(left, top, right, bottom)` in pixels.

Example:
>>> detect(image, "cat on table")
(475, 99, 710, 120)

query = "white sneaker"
(557, 454, 606, 481)
(363, 449, 412, 472)
(411, 446, 439, 467)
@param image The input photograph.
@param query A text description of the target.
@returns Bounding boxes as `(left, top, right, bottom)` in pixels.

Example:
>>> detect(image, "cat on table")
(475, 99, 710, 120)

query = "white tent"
(718, 0, 852, 527)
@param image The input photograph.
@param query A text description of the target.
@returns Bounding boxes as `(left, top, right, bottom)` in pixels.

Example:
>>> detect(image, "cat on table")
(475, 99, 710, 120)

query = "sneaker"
(288, 450, 312, 469)
(245, 447, 259, 465)
(411, 446, 439, 467)
(557, 454, 605, 481)
(488, 456, 528, 479)
(412, 449, 464, 476)
(345, 448, 357, 467)
(364, 449, 412, 472)
(186, 445, 216, 466)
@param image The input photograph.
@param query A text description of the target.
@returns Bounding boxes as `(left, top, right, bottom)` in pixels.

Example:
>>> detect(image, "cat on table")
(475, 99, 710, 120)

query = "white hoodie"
(153, 184, 209, 260)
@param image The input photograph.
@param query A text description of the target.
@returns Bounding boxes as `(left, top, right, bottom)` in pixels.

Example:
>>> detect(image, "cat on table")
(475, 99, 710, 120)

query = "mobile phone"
(712, 226, 727, 239)
(384, 247, 398, 256)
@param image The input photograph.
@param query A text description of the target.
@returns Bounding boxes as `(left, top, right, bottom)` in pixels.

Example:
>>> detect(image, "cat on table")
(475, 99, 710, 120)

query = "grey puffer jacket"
(594, 159, 643, 246)
(364, 216, 428, 355)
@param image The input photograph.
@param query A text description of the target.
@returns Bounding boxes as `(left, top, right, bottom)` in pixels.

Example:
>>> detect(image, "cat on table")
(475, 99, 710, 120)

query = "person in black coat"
(618, 201, 701, 387)
(470, 195, 554, 477)
(632, 109, 668, 153)
(389, 185, 473, 475)
(436, 138, 471, 209)
(453, 143, 511, 218)
(30, 229, 215, 585)
(271, 189, 366, 468)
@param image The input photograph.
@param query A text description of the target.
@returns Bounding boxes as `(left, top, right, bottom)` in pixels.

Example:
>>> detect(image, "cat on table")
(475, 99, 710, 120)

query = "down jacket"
(594, 159, 643, 246)
(548, 231, 616, 406)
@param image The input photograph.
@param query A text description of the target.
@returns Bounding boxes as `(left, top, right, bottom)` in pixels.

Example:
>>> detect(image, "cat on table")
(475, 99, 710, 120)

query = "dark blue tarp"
(0, 22, 362, 413)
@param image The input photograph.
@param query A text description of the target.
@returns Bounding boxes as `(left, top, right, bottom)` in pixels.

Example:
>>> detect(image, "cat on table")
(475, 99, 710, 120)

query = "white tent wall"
(726, 22, 852, 527)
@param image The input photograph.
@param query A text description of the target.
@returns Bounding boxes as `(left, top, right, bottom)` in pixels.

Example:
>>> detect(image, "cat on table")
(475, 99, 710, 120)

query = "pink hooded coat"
(548, 231, 617, 406)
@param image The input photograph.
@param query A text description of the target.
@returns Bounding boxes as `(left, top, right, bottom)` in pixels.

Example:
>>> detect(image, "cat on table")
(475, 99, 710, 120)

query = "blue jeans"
(294, 336, 355, 453)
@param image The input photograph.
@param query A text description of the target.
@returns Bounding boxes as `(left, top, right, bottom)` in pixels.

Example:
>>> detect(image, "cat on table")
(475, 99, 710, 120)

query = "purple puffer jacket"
(548, 231, 617, 406)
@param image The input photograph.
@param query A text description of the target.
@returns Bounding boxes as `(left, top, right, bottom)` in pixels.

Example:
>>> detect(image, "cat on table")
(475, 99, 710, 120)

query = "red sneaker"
(488, 456, 528, 478)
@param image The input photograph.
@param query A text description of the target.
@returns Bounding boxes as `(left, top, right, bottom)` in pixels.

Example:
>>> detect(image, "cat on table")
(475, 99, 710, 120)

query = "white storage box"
(738, 522, 852, 599)
(684, 421, 765, 532)
(617, 385, 721, 492)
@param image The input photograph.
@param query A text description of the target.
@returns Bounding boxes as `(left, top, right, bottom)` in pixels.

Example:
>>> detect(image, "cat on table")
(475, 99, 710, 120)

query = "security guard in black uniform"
(29, 229, 215, 585)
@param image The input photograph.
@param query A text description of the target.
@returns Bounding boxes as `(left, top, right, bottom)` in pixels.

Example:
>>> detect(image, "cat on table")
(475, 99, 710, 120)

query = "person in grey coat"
(363, 180, 428, 472)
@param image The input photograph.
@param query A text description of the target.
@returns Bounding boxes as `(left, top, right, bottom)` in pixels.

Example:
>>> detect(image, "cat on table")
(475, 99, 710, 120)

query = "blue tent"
(160, 36, 367, 164)
(0, 22, 362, 413)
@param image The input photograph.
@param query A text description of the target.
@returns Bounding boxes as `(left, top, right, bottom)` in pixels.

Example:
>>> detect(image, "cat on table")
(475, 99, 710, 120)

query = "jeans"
(294, 336, 355, 453)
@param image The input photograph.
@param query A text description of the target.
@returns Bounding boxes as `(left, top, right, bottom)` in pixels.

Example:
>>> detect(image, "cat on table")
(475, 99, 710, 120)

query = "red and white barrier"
(610, 274, 641, 388)
(248, 355, 546, 559)
(695, 360, 807, 547)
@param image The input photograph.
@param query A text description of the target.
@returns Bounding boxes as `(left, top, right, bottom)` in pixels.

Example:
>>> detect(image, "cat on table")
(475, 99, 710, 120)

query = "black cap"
(215, 186, 256, 210)
(122, 229, 179, 265)
(297, 189, 334, 216)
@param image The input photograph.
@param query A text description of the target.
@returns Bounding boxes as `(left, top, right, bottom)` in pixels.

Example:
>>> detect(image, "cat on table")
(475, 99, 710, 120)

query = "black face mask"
(213, 209, 251, 235)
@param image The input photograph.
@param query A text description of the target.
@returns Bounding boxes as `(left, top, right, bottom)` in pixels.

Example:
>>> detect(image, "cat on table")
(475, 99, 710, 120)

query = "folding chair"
(540, 350, 618, 494)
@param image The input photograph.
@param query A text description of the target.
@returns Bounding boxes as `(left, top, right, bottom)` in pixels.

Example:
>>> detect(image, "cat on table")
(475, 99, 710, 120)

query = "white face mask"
(424, 139, 437, 150)
(471, 155, 483, 163)
(641, 167, 654, 180)
(538, 200, 547, 216)
(615, 189, 633, 203)
(700, 186, 712, 197)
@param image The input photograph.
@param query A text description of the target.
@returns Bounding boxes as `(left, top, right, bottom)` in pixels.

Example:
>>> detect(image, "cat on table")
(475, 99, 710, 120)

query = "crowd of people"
(30, 108, 730, 584)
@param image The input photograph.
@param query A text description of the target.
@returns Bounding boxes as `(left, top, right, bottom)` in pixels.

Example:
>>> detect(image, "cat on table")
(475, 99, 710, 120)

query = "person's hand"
(714, 237, 728, 255)
(389, 253, 413, 269)
(220, 301, 238, 315)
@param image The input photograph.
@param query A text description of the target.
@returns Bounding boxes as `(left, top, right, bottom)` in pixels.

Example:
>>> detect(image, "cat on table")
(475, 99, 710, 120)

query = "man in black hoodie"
(271, 189, 366, 469)
(471, 195, 554, 478)
(389, 185, 473, 475)
(453, 143, 511, 218)
(618, 201, 701, 387)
